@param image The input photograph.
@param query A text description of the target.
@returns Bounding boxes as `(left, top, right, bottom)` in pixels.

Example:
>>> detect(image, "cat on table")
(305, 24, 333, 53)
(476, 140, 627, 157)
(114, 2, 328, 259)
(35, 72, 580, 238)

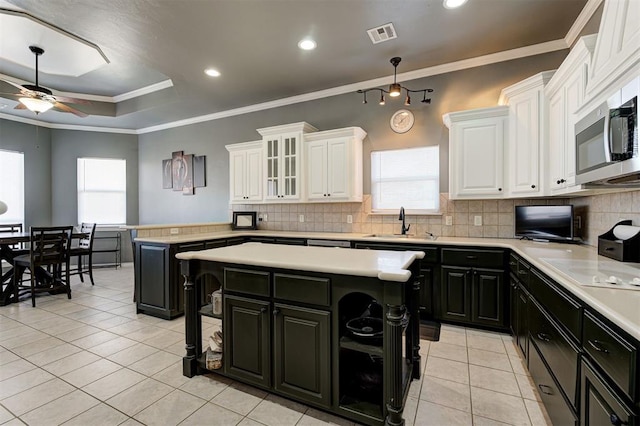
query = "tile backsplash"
(233, 190, 640, 246)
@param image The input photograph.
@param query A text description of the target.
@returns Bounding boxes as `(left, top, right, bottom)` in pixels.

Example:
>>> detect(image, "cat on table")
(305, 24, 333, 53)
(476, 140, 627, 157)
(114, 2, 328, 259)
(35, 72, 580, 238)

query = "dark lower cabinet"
(581, 359, 636, 426)
(137, 244, 169, 314)
(440, 266, 505, 328)
(273, 303, 331, 407)
(224, 295, 271, 389)
(515, 284, 529, 359)
(529, 342, 577, 426)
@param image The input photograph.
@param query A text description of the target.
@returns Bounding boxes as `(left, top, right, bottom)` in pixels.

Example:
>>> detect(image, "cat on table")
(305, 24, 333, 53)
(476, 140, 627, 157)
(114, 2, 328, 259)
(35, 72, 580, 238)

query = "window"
(0, 149, 25, 225)
(371, 146, 439, 213)
(77, 158, 126, 225)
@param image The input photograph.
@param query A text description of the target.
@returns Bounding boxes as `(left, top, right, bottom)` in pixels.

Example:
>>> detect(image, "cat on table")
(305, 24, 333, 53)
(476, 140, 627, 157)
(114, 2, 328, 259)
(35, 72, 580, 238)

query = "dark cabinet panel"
(581, 359, 635, 426)
(583, 311, 637, 402)
(471, 268, 504, 327)
(516, 285, 529, 359)
(224, 295, 271, 389)
(420, 266, 436, 318)
(441, 248, 504, 268)
(224, 268, 270, 297)
(274, 274, 330, 306)
(441, 266, 470, 322)
(138, 244, 168, 310)
(529, 342, 577, 426)
(529, 298, 579, 408)
(273, 303, 331, 407)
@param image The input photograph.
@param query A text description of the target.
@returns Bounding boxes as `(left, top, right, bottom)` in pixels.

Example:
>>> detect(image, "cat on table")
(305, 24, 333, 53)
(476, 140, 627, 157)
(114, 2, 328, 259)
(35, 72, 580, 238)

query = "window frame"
(0, 149, 25, 226)
(370, 146, 440, 215)
(77, 157, 127, 226)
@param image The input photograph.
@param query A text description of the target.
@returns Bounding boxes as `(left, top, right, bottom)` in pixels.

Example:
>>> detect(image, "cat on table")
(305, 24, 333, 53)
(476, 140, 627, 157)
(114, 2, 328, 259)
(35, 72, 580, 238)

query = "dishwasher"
(306, 239, 352, 248)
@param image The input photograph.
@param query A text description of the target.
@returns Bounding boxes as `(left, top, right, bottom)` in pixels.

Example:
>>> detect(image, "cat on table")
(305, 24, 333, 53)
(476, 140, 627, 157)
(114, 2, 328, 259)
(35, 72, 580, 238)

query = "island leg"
(384, 303, 406, 426)
(182, 260, 200, 377)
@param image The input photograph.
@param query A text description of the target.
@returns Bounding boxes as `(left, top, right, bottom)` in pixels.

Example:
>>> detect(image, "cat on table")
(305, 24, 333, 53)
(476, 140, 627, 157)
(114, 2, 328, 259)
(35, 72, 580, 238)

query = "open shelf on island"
(199, 304, 222, 319)
(339, 335, 383, 356)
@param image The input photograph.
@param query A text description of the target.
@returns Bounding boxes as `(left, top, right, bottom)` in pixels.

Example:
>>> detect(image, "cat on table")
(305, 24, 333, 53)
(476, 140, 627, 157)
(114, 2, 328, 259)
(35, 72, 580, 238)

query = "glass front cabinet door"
(264, 133, 301, 201)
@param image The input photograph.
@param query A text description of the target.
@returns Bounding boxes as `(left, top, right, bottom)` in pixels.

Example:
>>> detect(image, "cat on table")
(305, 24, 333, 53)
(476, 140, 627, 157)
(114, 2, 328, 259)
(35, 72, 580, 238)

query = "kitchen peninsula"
(176, 242, 425, 426)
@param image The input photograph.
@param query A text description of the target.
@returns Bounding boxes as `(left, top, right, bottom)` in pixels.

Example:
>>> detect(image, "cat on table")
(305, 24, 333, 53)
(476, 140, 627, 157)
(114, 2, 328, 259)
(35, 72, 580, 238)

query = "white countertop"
(176, 242, 425, 282)
(139, 230, 640, 340)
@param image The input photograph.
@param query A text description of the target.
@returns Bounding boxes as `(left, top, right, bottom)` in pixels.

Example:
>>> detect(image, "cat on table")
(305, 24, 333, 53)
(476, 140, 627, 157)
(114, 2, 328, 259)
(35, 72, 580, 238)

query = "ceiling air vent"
(367, 23, 397, 44)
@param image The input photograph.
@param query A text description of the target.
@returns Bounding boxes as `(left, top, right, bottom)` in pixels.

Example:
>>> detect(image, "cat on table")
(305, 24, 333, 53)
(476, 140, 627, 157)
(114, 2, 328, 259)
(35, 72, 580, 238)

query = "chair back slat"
(0, 223, 23, 233)
(29, 226, 73, 266)
(78, 223, 96, 250)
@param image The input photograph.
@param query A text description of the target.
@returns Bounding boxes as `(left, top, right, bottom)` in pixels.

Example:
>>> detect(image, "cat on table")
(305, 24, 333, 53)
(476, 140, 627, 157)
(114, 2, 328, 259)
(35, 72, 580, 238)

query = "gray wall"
(138, 50, 568, 224)
(0, 120, 52, 228)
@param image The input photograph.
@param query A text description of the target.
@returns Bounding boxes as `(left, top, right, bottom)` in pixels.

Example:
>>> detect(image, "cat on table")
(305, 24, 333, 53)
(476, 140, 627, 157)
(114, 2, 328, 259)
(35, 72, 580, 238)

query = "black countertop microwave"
(575, 93, 638, 187)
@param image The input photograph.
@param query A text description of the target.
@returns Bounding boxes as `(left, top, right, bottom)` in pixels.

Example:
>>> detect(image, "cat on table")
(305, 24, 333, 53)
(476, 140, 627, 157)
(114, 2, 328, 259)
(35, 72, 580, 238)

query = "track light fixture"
(357, 57, 433, 106)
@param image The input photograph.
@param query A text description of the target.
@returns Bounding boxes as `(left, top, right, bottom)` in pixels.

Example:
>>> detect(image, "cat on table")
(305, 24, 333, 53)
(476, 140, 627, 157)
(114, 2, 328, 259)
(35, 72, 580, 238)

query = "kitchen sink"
(370, 234, 437, 240)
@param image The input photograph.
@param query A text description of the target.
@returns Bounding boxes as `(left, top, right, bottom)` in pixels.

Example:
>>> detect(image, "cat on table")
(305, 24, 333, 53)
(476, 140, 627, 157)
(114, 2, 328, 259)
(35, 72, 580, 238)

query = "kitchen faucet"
(399, 207, 410, 235)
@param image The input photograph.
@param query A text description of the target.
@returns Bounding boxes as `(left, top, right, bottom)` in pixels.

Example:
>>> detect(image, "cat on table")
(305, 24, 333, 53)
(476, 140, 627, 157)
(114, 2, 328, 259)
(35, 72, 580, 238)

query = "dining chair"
(13, 226, 73, 307)
(69, 223, 97, 285)
(0, 223, 28, 252)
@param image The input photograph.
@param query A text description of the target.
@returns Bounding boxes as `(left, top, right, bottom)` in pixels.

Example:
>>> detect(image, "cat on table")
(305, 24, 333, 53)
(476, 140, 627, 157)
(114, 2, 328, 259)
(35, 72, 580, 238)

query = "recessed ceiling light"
(443, 0, 468, 9)
(204, 68, 221, 77)
(298, 38, 317, 50)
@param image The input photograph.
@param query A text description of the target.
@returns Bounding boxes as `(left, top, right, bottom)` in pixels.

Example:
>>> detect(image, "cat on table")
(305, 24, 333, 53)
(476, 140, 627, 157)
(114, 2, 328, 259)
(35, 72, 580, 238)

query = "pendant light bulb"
(405, 93, 411, 106)
(389, 83, 402, 97)
(379, 93, 385, 105)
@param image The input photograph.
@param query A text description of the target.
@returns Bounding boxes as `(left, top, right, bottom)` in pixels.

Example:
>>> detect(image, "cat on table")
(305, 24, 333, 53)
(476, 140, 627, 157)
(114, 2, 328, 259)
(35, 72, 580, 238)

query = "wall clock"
(390, 109, 415, 133)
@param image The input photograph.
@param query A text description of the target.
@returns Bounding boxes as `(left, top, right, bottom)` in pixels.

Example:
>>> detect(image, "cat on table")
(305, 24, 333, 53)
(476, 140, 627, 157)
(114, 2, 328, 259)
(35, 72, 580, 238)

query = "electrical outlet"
(263, 214, 268, 222)
(445, 216, 453, 226)
(299, 214, 304, 223)
(170, 228, 179, 235)
(474, 216, 482, 226)
(347, 215, 353, 224)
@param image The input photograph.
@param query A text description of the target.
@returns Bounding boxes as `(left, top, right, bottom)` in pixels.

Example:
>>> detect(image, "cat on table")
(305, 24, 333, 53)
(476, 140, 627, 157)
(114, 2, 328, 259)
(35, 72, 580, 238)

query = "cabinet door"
(281, 133, 299, 199)
(327, 138, 349, 198)
(230, 150, 247, 202)
(440, 266, 471, 322)
(581, 359, 635, 426)
(452, 118, 505, 197)
(137, 244, 169, 311)
(246, 148, 263, 201)
(471, 268, 505, 327)
(265, 137, 280, 199)
(516, 286, 529, 359)
(273, 303, 331, 407)
(548, 92, 567, 193)
(509, 278, 518, 336)
(307, 140, 327, 200)
(224, 295, 271, 389)
(563, 68, 585, 187)
(508, 92, 540, 195)
(420, 266, 435, 318)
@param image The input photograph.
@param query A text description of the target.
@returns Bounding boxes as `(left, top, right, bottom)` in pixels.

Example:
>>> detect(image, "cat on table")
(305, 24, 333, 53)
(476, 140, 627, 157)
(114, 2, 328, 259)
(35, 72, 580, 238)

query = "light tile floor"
(0, 264, 552, 426)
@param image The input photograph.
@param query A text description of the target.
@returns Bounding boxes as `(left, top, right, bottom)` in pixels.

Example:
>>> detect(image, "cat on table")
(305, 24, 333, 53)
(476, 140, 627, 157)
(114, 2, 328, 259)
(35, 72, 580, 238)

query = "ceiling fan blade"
(53, 101, 88, 117)
(0, 78, 26, 91)
(14, 103, 27, 110)
(52, 95, 91, 105)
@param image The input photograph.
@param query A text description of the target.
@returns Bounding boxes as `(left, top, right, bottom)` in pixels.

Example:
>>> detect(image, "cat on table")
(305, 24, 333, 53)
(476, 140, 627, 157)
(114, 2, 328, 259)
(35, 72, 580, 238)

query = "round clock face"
(390, 109, 415, 133)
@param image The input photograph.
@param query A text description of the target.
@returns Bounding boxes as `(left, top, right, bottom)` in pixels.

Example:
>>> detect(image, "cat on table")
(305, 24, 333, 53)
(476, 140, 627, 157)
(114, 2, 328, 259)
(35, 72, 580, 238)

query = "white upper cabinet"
(545, 35, 596, 195)
(499, 71, 555, 197)
(226, 141, 263, 203)
(443, 106, 509, 199)
(587, 0, 640, 102)
(304, 127, 366, 202)
(257, 122, 317, 202)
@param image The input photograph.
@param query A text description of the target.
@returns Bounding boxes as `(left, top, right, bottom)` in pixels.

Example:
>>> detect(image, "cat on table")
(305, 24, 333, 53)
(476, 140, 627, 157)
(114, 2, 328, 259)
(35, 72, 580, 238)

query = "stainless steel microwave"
(575, 94, 638, 187)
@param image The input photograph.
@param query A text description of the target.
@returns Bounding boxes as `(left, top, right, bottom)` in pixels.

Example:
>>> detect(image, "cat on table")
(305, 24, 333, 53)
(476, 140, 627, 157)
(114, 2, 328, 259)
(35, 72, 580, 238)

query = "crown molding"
(565, 0, 603, 47)
(0, 112, 136, 134)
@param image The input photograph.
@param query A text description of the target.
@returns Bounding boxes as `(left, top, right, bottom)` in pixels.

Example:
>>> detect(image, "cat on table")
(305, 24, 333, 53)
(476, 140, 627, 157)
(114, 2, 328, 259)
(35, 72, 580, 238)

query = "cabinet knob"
(538, 384, 553, 396)
(556, 179, 561, 185)
(260, 307, 267, 313)
(327, 193, 331, 196)
(509, 261, 517, 266)
(536, 333, 551, 342)
(517, 270, 527, 276)
(531, 185, 536, 189)
(498, 188, 502, 191)
(273, 308, 280, 316)
(588, 339, 609, 353)
(609, 414, 623, 426)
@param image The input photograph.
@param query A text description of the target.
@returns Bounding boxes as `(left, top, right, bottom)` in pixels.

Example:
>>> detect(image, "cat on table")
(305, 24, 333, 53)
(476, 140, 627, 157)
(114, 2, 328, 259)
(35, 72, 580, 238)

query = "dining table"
(0, 231, 86, 306)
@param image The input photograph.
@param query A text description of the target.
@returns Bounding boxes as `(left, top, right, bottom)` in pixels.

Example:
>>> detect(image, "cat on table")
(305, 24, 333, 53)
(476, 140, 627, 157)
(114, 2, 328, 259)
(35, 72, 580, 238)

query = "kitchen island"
(177, 242, 425, 426)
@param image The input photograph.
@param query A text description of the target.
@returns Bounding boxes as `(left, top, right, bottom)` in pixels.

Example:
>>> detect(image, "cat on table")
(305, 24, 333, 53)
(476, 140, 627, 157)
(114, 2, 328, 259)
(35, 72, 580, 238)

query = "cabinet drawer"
(529, 343, 577, 426)
(273, 274, 330, 306)
(583, 311, 636, 401)
(224, 268, 270, 297)
(529, 269, 582, 342)
(581, 359, 635, 426)
(516, 259, 531, 288)
(442, 248, 504, 268)
(509, 253, 518, 275)
(529, 299, 579, 407)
